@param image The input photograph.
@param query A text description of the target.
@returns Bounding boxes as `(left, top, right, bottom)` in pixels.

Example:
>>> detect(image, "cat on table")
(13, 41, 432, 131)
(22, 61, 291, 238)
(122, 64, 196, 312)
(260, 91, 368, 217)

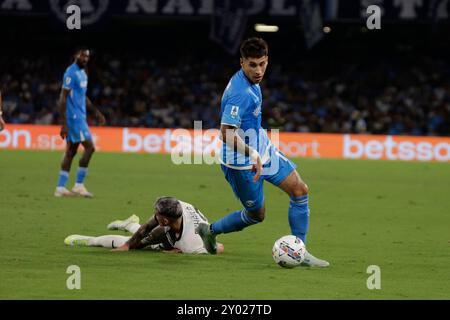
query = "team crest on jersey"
(65, 77, 72, 85)
(230, 105, 239, 118)
(253, 106, 261, 117)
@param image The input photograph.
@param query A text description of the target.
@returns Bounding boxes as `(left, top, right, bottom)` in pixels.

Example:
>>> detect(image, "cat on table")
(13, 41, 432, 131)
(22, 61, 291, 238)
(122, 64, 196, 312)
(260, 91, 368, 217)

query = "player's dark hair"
(154, 196, 182, 219)
(240, 38, 268, 59)
(74, 46, 89, 55)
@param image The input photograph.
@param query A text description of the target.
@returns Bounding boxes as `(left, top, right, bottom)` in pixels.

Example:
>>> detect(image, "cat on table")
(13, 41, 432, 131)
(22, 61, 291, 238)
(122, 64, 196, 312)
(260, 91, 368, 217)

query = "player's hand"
(251, 152, 262, 183)
(0, 116, 5, 131)
(60, 124, 68, 139)
(111, 243, 130, 252)
(96, 110, 106, 126)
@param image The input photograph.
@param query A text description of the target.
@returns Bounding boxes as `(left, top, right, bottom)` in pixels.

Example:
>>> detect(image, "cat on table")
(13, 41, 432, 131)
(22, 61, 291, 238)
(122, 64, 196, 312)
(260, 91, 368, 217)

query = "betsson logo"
(343, 135, 450, 162)
(122, 128, 172, 153)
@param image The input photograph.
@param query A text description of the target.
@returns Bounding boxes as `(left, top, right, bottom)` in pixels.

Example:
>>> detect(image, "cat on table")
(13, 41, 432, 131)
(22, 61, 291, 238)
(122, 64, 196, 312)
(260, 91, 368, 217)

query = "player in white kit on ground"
(64, 196, 225, 254)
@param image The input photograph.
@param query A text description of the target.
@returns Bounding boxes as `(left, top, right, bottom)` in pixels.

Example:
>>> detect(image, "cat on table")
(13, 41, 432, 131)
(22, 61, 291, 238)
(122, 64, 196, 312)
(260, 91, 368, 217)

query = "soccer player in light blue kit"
(54, 48, 105, 198)
(197, 38, 329, 267)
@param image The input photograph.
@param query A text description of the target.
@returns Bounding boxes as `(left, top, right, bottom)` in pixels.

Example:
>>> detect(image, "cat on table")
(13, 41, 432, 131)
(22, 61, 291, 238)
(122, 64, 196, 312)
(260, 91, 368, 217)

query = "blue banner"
(209, 0, 250, 55)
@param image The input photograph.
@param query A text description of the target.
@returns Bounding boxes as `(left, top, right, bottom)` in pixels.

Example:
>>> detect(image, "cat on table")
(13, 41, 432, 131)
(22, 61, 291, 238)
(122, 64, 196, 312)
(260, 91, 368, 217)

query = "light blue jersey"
(62, 63, 91, 142)
(218, 68, 297, 211)
(62, 63, 88, 121)
(220, 69, 271, 168)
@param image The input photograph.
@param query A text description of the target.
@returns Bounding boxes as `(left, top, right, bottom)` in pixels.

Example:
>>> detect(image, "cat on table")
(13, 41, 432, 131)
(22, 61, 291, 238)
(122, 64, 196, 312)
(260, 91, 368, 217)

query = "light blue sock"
(57, 170, 69, 187)
(288, 195, 310, 244)
(76, 167, 88, 184)
(211, 209, 260, 234)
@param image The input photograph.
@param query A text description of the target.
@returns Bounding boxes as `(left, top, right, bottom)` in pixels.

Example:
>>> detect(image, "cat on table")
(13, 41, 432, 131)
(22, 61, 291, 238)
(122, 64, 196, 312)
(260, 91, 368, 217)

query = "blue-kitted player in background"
(55, 47, 105, 198)
(197, 38, 329, 267)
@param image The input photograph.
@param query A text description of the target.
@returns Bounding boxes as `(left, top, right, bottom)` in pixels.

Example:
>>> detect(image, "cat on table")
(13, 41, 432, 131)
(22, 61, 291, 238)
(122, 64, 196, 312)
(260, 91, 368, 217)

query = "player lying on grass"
(64, 196, 224, 254)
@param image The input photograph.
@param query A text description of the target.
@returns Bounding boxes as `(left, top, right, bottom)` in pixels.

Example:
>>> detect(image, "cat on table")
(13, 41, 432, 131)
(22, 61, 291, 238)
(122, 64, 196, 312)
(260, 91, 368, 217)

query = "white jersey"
(165, 201, 208, 254)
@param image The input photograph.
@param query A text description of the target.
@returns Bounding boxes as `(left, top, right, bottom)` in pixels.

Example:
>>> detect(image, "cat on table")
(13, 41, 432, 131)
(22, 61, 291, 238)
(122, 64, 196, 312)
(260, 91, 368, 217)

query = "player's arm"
(220, 124, 262, 182)
(0, 90, 5, 131)
(112, 216, 168, 251)
(58, 88, 70, 139)
(86, 97, 106, 125)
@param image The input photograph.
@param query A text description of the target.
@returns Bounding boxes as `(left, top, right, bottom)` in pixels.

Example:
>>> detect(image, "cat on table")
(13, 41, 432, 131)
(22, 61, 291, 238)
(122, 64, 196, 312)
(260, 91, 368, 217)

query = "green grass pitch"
(0, 150, 449, 299)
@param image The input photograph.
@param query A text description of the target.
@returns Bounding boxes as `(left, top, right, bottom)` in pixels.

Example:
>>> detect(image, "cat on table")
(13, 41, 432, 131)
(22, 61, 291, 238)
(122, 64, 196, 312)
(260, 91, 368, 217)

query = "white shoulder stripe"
(220, 122, 239, 127)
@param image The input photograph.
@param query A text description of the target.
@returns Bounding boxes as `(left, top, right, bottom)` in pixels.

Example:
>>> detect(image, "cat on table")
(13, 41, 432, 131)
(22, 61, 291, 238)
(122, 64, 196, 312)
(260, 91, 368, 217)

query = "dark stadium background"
(1, 0, 449, 136)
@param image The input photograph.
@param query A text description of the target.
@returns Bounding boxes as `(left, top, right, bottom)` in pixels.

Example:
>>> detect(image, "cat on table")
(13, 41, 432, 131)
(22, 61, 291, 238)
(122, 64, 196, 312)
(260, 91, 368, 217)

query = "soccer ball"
(272, 235, 306, 268)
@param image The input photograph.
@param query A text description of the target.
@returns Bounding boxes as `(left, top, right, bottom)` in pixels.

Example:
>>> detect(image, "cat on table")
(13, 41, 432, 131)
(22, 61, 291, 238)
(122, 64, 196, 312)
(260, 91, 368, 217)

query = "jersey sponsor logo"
(230, 105, 239, 118)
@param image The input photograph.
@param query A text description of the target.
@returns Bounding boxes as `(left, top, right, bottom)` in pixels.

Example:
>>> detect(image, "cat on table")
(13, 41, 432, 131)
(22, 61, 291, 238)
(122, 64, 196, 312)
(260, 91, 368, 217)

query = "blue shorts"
(221, 146, 297, 211)
(67, 119, 92, 143)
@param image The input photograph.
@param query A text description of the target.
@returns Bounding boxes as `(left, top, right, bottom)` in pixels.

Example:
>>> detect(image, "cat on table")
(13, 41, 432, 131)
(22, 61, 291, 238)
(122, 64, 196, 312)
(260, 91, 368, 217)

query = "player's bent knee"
(301, 182, 310, 195)
(247, 207, 265, 222)
(292, 181, 309, 197)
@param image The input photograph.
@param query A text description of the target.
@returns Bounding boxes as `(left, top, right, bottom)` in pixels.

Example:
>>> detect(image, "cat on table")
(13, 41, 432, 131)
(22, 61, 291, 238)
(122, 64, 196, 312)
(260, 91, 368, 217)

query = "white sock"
(125, 223, 141, 234)
(88, 235, 130, 248)
(74, 183, 84, 188)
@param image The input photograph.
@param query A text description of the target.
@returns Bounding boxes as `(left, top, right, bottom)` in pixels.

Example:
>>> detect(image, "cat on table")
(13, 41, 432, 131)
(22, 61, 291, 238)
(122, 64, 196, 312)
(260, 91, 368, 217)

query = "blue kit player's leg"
(55, 119, 82, 197)
(72, 121, 95, 198)
(210, 165, 265, 234)
(196, 165, 265, 254)
(265, 146, 329, 267)
(263, 147, 309, 243)
(55, 119, 95, 198)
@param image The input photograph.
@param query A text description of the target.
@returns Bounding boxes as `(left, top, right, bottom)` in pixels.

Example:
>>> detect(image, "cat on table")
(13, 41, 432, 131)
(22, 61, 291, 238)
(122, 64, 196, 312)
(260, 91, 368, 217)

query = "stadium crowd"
(1, 52, 449, 136)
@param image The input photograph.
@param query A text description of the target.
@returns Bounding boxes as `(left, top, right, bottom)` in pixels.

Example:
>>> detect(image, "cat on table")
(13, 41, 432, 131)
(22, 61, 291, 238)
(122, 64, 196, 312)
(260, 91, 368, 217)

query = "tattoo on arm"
(126, 216, 158, 249)
(140, 226, 168, 247)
